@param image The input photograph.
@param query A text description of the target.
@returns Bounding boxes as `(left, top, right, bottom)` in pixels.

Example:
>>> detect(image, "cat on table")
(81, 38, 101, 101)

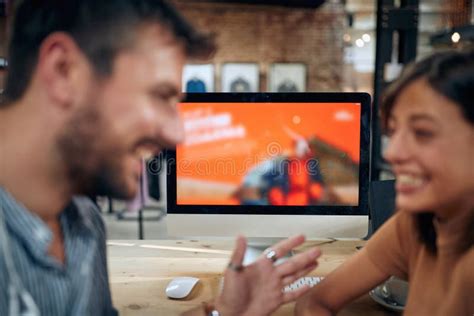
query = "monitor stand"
(166, 214, 369, 265)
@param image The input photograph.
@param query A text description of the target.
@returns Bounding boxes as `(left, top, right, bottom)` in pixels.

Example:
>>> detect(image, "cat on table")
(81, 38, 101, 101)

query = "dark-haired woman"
(295, 49, 474, 315)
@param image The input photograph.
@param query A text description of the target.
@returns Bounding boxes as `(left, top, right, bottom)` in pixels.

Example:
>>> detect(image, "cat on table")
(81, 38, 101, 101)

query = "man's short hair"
(4, 0, 214, 103)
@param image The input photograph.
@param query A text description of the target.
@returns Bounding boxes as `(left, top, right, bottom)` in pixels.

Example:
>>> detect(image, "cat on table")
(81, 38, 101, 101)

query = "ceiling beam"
(185, 0, 326, 9)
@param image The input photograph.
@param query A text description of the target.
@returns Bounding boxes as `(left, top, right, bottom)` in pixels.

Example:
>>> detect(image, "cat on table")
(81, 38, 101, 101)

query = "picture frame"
(182, 64, 215, 93)
(221, 63, 259, 93)
(268, 63, 307, 92)
(0, 57, 7, 69)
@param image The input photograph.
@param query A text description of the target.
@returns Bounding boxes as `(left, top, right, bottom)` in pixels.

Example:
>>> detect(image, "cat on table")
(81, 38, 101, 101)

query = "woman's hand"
(214, 235, 321, 316)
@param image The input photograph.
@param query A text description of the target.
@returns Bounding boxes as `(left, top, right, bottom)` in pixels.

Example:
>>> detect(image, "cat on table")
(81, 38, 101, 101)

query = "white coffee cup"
(382, 276, 409, 305)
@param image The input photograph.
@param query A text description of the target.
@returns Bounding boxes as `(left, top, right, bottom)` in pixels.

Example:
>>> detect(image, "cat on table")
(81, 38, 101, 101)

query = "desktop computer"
(166, 92, 371, 260)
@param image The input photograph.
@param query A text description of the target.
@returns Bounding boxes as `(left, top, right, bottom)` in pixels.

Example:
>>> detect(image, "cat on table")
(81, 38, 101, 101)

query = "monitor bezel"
(167, 92, 371, 216)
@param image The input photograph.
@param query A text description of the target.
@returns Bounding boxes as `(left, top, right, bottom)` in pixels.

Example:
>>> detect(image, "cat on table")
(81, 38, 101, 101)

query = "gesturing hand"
(214, 235, 321, 316)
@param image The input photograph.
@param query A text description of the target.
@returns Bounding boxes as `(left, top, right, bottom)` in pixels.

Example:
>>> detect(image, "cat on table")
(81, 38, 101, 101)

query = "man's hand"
(214, 235, 321, 316)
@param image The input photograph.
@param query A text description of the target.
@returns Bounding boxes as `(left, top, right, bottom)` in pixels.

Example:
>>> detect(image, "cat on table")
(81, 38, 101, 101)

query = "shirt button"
(35, 228, 48, 242)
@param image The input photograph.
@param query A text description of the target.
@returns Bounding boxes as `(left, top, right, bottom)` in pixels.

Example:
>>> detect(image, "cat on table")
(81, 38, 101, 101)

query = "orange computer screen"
(176, 102, 361, 206)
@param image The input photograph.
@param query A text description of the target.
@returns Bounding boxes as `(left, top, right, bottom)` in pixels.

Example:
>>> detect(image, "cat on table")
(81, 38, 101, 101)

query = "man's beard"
(56, 104, 137, 200)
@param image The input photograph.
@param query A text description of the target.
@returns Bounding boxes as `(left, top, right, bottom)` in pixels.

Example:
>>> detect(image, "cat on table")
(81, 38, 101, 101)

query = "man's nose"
(158, 113, 185, 148)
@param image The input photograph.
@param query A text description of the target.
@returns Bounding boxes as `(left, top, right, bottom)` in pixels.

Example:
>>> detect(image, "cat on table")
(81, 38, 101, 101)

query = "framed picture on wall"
(269, 63, 307, 92)
(221, 63, 259, 92)
(0, 57, 7, 69)
(182, 64, 215, 93)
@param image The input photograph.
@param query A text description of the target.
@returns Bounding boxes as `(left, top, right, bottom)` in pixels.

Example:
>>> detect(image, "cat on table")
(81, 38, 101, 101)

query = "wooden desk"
(108, 239, 396, 316)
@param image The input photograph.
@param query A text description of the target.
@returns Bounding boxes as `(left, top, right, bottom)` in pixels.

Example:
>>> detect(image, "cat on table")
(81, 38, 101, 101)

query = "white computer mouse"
(165, 277, 200, 299)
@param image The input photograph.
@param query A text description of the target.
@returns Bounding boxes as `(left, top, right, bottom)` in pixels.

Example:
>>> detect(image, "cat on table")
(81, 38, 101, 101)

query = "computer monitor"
(166, 93, 371, 252)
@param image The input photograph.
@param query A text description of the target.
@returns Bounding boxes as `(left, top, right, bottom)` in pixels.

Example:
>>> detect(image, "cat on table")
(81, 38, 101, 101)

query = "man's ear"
(36, 32, 91, 109)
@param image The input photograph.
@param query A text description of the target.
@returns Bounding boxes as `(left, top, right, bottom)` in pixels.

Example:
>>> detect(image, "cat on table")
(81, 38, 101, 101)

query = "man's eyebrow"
(152, 82, 182, 99)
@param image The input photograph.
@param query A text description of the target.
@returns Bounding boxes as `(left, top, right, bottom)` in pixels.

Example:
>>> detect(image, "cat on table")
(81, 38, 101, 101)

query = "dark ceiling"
(0, 1, 5, 17)
(187, 0, 326, 9)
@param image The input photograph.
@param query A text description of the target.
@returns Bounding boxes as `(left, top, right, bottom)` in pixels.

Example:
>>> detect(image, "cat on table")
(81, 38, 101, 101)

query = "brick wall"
(172, 1, 346, 91)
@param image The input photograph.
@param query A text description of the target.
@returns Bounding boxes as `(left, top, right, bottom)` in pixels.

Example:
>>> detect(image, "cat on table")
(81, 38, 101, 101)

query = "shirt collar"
(0, 187, 52, 258)
(0, 187, 96, 267)
(63, 196, 97, 236)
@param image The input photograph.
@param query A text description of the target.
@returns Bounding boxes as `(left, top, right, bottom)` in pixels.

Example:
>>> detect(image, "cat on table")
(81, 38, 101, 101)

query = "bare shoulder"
(458, 247, 474, 276)
(448, 246, 474, 312)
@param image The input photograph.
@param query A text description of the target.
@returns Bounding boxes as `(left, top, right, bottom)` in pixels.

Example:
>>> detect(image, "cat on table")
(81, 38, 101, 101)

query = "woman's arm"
(295, 247, 390, 315)
(296, 211, 413, 315)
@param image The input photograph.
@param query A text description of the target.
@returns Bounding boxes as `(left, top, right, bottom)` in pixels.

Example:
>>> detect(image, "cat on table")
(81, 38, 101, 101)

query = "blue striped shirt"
(0, 187, 118, 315)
